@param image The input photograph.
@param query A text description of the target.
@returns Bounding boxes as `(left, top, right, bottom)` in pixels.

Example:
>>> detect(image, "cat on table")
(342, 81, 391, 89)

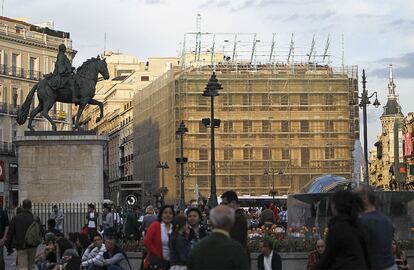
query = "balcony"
(0, 103, 20, 115)
(0, 65, 42, 81)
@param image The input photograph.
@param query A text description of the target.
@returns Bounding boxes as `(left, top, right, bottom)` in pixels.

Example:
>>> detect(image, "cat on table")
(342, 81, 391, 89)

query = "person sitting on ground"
(259, 204, 276, 228)
(393, 239, 410, 270)
(187, 205, 249, 270)
(35, 232, 57, 270)
(307, 239, 326, 270)
(81, 233, 106, 269)
(257, 238, 282, 270)
(55, 237, 80, 270)
(97, 235, 131, 270)
(45, 219, 60, 237)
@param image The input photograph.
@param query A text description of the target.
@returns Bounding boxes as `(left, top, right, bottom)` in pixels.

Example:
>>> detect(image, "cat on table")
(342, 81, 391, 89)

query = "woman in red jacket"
(144, 205, 175, 269)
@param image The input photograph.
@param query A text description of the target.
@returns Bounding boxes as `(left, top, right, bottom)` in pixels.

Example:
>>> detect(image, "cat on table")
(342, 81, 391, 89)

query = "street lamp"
(202, 72, 222, 208)
(264, 168, 282, 203)
(156, 161, 169, 206)
(358, 70, 381, 184)
(176, 121, 188, 210)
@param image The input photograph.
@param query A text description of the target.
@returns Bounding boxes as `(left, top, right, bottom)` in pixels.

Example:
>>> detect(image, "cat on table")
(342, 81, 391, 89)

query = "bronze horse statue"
(17, 56, 110, 130)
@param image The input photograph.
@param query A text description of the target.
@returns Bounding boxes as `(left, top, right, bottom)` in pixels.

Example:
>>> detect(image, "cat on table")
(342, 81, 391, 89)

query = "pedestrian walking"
(315, 190, 369, 270)
(5, 199, 41, 270)
(220, 191, 248, 250)
(143, 205, 175, 270)
(187, 205, 249, 270)
(169, 215, 191, 270)
(0, 206, 9, 270)
(355, 184, 398, 270)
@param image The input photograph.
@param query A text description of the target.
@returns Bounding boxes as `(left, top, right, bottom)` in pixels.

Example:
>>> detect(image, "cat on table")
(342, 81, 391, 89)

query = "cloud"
(145, 0, 163, 4)
(371, 52, 414, 79)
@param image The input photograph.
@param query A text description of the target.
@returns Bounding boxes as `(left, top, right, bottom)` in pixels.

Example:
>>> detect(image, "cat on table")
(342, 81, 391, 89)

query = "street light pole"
(156, 161, 169, 206)
(176, 121, 188, 210)
(358, 70, 381, 185)
(202, 72, 222, 208)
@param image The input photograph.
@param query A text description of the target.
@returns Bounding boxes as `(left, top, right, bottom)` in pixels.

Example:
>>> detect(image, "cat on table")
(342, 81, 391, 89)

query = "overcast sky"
(6, 0, 414, 148)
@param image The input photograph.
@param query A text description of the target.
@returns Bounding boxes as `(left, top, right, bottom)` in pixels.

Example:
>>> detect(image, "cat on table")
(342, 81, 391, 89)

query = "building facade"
(0, 16, 73, 206)
(369, 65, 404, 190)
(134, 64, 360, 205)
(80, 52, 179, 203)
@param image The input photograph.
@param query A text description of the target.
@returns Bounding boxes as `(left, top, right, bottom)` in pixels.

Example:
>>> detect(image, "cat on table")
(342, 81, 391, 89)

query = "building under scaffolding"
(133, 33, 359, 205)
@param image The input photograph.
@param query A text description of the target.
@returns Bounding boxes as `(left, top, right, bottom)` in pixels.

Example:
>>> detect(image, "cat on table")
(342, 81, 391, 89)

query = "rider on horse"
(49, 44, 79, 103)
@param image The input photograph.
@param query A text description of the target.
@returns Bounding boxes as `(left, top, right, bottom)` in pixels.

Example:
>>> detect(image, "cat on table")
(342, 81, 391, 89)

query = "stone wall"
(14, 132, 108, 203)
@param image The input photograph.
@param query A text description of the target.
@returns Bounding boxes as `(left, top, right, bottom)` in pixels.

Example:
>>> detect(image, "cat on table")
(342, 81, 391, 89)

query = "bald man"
(188, 205, 249, 270)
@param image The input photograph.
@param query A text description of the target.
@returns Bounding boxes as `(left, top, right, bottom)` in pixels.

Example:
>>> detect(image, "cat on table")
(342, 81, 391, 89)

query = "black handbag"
(148, 255, 170, 270)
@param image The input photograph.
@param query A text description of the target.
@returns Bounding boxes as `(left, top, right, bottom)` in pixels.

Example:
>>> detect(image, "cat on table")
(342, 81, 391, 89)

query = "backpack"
(25, 217, 42, 247)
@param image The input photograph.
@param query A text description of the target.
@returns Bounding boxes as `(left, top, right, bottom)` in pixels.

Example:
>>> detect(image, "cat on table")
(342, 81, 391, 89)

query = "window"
(29, 57, 38, 79)
(300, 94, 308, 105)
(222, 176, 236, 188)
(325, 145, 334, 159)
(141, 76, 150, 81)
(301, 148, 310, 167)
(243, 145, 253, 160)
(282, 148, 290, 160)
(197, 96, 208, 111)
(197, 176, 209, 188)
(300, 120, 309, 132)
(199, 122, 207, 133)
(262, 94, 271, 106)
(325, 120, 334, 132)
(262, 120, 271, 133)
(281, 121, 290, 132)
(199, 148, 208, 160)
(280, 95, 289, 111)
(243, 120, 252, 133)
(224, 146, 233, 160)
(223, 121, 233, 133)
(300, 94, 309, 111)
(242, 94, 252, 105)
(325, 94, 334, 105)
(263, 146, 272, 160)
(12, 87, 18, 108)
(223, 94, 233, 106)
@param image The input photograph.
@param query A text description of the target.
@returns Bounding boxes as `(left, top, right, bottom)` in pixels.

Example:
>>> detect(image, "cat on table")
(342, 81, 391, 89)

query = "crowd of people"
(0, 186, 411, 270)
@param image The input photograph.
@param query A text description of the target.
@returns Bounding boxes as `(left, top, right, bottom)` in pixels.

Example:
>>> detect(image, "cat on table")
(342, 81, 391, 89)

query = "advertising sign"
(0, 160, 4, 181)
(405, 132, 412, 157)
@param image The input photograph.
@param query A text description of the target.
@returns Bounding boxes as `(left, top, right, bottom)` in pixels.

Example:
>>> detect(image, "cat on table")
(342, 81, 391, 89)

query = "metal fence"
(8, 203, 109, 235)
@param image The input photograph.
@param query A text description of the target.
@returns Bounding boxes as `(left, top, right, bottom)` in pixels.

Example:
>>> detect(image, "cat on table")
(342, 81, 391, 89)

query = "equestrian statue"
(16, 44, 110, 131)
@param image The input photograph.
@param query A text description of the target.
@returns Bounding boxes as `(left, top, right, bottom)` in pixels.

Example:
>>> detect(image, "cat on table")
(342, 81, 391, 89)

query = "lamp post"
(176, 121, 188, 210)
(156, 161, 169, 206)
(264, 168, 281, 203)
(358, 69, 381, 184)
(202, 72, 222, 208)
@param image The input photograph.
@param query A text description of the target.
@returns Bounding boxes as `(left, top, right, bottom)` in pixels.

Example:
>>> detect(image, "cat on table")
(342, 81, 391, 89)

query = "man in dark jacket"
(257, 239, 282, 270)
(5, 199, 37, 270)
(259, 204, 276, 228)
(0, 207, 9, 269)
(220, 190, 248, 249)
(188, 205, 249, 270)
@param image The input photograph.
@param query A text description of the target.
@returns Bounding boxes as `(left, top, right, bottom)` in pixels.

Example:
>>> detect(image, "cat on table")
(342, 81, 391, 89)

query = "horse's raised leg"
(89, 98, 104, 123)
(41, 101, 57, 131)
(27, 103, 43, 131)
(74, 99, 88, 129)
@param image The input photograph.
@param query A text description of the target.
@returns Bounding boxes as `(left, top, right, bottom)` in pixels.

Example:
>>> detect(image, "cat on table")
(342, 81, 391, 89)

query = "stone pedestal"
(14, 131, 108, 203)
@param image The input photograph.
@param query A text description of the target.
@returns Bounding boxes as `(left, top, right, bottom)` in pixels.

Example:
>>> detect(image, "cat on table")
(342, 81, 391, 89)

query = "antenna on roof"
(287, 33, 294, 64)
(323, 34, 330, 63)
(269, 33, 276, 63)
(308, 34, 315, 63)
(232, 34, 238, 63)
(341, 33, 345, 72)
(196, 14, 201, 62)
(104, 32, 107, 54)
